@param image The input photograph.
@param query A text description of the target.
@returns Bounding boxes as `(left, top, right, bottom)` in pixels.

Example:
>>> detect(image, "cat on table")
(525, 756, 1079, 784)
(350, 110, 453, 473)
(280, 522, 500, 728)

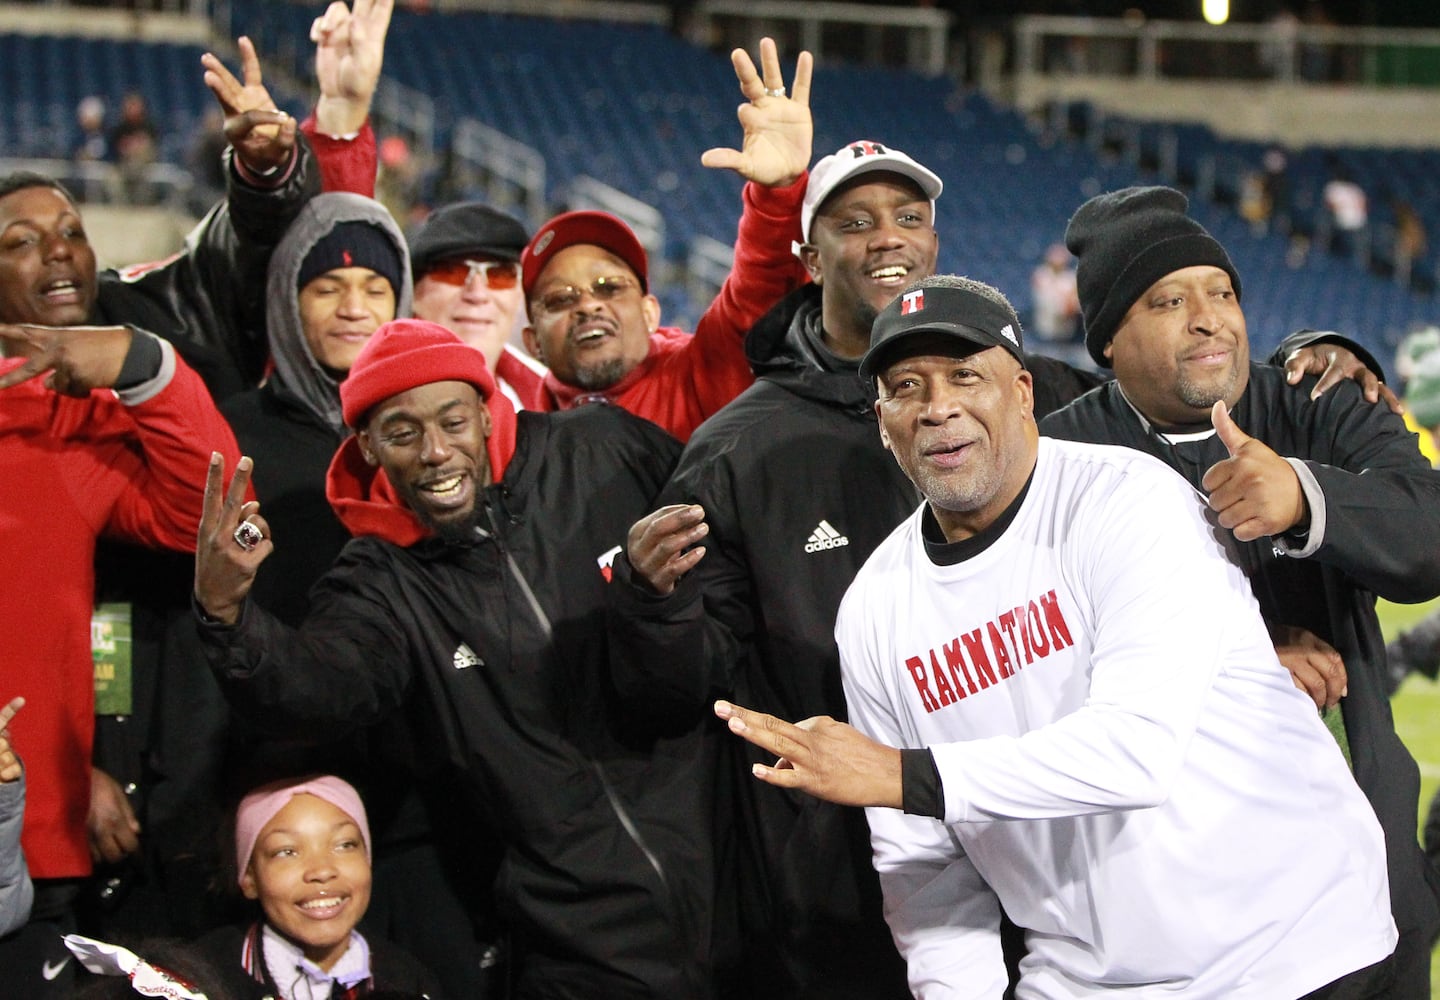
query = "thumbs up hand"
(1201, 400, 1308, 542)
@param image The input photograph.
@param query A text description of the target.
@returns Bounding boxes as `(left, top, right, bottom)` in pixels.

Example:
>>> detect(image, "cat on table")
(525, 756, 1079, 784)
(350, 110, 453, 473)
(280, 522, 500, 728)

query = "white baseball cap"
(801, 140, 943, 242)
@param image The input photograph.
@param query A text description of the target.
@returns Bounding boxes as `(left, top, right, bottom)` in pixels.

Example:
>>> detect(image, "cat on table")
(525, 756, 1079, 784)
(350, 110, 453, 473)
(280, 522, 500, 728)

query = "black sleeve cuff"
(902, 748, 945, 819)
(114, 327, 163, 390)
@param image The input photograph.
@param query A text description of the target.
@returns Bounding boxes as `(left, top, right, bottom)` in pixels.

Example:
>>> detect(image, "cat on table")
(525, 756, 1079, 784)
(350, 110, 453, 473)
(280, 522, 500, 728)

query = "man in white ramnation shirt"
(715, 274, 1398, 1000)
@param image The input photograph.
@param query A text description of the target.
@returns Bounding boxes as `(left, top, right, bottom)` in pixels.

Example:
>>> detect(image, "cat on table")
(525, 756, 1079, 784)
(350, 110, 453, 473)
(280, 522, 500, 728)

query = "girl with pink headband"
(193, 774, 444, 999)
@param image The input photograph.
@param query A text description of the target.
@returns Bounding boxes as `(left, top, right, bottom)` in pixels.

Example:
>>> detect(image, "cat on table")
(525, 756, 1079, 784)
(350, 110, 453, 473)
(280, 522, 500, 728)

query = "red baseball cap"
(521, 210, 649, 299)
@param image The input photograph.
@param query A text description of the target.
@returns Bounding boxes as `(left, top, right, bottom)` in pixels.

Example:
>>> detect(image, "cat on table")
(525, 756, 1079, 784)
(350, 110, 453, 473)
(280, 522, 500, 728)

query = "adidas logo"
(452, 643, 481, 670)
(804, 520, 850, 553)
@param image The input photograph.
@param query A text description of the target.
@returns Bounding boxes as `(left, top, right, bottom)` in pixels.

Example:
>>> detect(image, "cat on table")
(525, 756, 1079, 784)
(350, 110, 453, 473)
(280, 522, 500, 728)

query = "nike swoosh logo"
(42, 956, 70, 981)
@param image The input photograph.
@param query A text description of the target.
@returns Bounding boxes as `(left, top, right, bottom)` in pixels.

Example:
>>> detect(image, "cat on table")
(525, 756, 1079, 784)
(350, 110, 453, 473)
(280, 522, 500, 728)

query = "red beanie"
(341, 317, 496, 428)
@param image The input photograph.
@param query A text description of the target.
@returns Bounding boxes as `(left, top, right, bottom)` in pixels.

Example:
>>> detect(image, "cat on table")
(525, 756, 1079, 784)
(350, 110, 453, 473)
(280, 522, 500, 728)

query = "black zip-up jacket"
(608, 284, 1103, 999)
(199, 406, 716, 1000)
(1042, 363, 1440, 974)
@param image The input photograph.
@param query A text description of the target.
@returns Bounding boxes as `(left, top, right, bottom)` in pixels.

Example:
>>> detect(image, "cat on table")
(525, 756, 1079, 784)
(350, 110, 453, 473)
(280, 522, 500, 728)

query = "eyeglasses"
(423, 259, 520, 290)
(533, 275, 638, 315)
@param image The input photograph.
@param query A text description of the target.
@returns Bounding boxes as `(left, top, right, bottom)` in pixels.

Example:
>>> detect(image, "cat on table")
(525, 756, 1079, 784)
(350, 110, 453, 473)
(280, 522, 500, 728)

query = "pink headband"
(235, 775, 371, 886)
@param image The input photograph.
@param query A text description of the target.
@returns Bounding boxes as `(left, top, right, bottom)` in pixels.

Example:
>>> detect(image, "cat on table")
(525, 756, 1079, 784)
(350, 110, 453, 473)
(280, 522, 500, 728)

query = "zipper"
(481, 501, 669, 892)
(593, 761, 668, 887)
(482, 498, 552, 639)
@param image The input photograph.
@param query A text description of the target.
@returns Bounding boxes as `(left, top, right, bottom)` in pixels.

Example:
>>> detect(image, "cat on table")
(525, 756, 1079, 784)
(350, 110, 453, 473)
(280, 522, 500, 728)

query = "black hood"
(745, 284, 874, 416)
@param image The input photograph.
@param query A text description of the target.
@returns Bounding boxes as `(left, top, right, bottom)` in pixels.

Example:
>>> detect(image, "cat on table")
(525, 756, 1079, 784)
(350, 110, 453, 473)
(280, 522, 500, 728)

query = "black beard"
(396, 479, 486, 545)
(421, 505, 485, 545)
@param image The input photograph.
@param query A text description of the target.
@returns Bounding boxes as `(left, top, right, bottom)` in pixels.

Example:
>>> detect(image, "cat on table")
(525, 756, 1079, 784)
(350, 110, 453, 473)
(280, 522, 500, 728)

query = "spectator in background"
(73, 97, 109, 165)
(186, 107, 231, 214)
(1260, 145, 1292, 235)
(1391, 196, 1427, 286)
(409, 201, 548, 410)
(108, 92, 160, 206)
(376, 133, 424, 225)
(1028, 242, 1079, 342)
(1322, 163, 1368, 257)
(0, 697, 32, 939)
(1386, 334, 1440, 687)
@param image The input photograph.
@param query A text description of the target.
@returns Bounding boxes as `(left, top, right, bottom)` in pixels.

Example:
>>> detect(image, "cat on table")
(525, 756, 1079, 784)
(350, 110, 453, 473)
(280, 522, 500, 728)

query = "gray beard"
(571, 356, 629, 391)
(1176, 364, 1242, 412)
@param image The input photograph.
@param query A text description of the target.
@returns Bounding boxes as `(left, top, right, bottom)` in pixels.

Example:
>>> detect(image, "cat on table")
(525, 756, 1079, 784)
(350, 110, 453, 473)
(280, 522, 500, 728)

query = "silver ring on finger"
(233, 519, 264, 552)
(764, 86, 785, 98)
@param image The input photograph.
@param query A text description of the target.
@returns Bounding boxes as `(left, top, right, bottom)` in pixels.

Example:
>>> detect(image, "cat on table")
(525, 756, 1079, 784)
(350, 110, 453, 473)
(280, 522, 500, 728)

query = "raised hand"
(0, 697, 24, 784)
(1284, 340, 1402, 413)
(195, 453, 272, 625)
(701, 36, 813, 189)
(714, 700, 904, 809)
(626, 504, 709, 596)
(201, 36, 295, 174)
(1202, 400, 1307, 542)
(312, 0, 394, 136)
(0, 324, 132, 397)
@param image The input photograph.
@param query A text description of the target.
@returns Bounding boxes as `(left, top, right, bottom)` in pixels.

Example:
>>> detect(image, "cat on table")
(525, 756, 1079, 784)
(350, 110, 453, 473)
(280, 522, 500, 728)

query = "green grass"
(1381, 597, 1440, 993)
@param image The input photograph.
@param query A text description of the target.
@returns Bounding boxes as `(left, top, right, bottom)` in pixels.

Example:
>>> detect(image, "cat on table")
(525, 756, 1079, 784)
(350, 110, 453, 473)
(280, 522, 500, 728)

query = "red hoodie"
(325, 388, 519, 544)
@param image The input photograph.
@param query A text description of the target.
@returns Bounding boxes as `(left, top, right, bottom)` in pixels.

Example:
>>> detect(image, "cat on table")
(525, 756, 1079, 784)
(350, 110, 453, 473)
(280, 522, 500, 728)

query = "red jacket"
(1, 348, 241, 877)
(536, 177, 809, 441)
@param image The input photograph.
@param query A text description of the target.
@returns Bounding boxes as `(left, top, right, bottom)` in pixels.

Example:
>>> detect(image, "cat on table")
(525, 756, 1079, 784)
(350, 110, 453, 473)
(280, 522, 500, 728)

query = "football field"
(1382, 597, 1440, 990)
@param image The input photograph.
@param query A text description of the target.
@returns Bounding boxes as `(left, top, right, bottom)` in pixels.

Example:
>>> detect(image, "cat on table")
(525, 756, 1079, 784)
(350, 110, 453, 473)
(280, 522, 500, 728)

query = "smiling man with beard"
(1040, 185, 1440, 997)
(192, 318, 721, 999)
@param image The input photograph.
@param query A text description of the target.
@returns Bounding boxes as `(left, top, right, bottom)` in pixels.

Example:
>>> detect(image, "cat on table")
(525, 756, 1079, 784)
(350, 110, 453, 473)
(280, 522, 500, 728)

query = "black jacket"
(608, 284, 1103, 998)
(1042, 363, 1440, 953)
(93, 142, 322, 403)
(201, 407, 714, 1000)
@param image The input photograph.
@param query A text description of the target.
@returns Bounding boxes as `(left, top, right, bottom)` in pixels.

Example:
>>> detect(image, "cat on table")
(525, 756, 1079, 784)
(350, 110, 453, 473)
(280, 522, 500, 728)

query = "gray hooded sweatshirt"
(264, 192, 414, 436)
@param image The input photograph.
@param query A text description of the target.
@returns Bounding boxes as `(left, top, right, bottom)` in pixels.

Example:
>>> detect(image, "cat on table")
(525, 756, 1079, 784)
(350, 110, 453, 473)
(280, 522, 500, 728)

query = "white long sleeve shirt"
(837, 437, 1395, 1000)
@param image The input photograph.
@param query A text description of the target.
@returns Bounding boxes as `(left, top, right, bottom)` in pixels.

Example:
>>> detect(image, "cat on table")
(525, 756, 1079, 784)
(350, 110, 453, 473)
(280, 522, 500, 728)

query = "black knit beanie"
(297, 221, 404, 296)
(1064, 186, 1242, 367)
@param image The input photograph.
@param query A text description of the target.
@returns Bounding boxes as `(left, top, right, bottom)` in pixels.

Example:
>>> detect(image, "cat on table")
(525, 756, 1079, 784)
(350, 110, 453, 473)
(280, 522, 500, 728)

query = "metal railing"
(1013, 15, 1440, 87)
(448, 118, 547, 231)
(691, 0, 952, 77)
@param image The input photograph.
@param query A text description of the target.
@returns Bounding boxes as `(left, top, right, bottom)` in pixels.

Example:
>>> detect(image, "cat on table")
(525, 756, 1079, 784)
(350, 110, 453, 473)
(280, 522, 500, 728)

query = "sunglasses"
(533, 275, 639, 315)
(423, 259, 520, 290)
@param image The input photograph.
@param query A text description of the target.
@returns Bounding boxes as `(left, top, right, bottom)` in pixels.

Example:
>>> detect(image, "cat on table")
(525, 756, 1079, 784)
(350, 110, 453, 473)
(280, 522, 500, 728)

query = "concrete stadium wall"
(1009, 75, 1440, 150)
